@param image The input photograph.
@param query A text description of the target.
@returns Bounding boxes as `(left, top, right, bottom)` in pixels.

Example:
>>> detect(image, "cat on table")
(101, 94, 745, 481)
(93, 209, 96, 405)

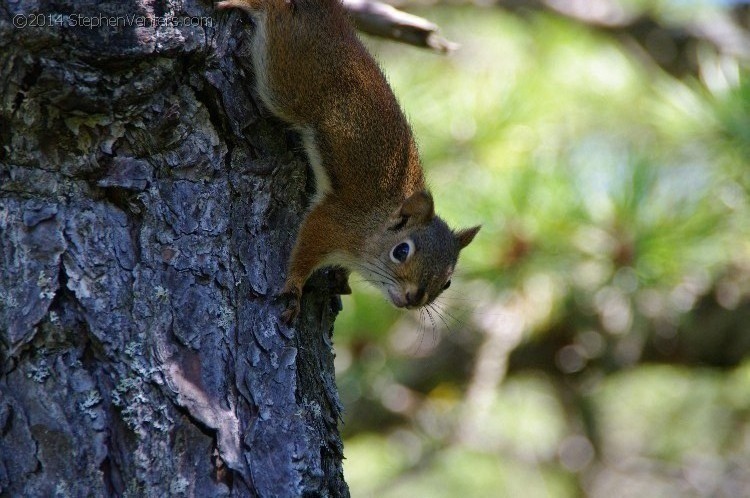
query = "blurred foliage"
(335, 3, 750, 497)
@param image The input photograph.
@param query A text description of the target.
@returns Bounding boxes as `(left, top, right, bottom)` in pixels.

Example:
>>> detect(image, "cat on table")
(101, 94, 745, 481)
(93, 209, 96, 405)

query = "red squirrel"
(217, 0, 480, 323)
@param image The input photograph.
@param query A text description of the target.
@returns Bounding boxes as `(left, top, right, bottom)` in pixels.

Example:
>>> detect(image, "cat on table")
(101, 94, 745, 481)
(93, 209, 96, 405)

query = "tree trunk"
(0, 1, 348, 496)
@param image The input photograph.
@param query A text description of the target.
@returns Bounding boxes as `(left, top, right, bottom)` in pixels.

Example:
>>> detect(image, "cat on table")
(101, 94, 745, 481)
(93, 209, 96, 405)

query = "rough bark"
(0, 1, 348, 496)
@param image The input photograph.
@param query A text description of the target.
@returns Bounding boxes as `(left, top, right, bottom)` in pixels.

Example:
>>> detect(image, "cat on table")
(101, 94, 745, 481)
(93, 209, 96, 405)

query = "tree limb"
(343, 0, 458, 52)
(393, 0, 750, 76)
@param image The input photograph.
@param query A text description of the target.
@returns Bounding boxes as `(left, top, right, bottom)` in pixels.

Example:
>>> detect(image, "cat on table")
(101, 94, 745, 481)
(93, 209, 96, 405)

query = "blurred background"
(336, 1, 750, 496)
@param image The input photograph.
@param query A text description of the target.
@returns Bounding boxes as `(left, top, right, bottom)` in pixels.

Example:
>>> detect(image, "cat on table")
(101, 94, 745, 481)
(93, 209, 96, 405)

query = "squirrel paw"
(279, 289, 301, 325)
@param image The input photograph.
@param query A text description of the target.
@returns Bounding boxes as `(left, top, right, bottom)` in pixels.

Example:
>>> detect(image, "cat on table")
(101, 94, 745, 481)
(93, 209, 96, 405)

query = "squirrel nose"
(405, 287, 426, 307)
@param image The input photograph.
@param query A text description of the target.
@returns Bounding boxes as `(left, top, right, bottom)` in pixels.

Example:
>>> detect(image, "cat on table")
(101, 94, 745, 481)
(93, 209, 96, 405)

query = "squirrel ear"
(402, 191, 434, 222)
(455, 225, 481, 249)
(390, 191, 434, 229)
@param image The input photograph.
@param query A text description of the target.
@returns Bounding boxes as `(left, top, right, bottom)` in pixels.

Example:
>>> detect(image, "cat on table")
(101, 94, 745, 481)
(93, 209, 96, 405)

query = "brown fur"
(218, 0, 479, 322)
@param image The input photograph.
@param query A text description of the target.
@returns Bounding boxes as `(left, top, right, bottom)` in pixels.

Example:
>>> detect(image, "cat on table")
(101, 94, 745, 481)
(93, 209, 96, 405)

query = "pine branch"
(343, 0, 458, 53)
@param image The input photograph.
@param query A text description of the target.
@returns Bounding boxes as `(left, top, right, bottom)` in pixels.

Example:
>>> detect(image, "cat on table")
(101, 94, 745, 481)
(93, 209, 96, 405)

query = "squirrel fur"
(217, 0, 480, 322)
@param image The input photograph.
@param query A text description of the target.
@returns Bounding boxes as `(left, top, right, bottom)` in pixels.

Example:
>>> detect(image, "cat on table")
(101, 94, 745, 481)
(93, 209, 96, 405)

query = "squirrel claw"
(279, 290, 301, 324)
(280, 305, 299, 325)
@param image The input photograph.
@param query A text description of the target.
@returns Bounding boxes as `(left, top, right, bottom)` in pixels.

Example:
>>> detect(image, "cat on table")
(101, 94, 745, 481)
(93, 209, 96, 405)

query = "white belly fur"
(250, 14, 332, 206)
(298, 126, 332, 205)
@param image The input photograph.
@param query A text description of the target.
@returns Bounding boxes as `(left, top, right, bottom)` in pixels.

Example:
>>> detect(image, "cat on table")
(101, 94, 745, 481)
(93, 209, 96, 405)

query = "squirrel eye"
(442, 280, 451, 290)
(390, 240, 414, 263)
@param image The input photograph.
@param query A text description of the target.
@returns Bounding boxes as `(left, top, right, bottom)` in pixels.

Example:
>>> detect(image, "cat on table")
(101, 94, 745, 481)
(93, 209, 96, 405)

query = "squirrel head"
(361, 191, 480, 310)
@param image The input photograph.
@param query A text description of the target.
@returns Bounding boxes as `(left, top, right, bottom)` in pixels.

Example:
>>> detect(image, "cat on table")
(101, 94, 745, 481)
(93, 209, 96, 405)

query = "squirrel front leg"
(280, 201, 353, 323)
